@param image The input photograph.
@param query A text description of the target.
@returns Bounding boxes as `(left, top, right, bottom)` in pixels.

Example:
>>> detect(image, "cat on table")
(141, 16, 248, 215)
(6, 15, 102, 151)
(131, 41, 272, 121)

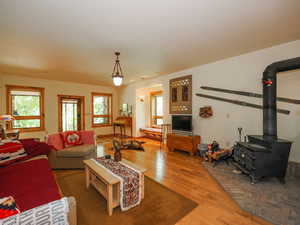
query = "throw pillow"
(0, 141, 27, 167)
(61, 131, 83, 148)
(46, 134, 65, 150)
(19, 139, 40, 154)
(0, 196, 20, 219)
(20, 139, 51, 157)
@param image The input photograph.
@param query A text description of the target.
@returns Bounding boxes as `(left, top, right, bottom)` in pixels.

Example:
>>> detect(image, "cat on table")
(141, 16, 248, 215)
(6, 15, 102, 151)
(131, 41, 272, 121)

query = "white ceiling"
(0, 0, 300, 86)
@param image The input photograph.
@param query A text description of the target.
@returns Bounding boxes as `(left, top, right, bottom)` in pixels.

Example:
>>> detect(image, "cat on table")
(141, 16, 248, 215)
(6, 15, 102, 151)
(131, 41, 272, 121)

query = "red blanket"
(0, 142, 23, 153)
(0, 159, 61, 211)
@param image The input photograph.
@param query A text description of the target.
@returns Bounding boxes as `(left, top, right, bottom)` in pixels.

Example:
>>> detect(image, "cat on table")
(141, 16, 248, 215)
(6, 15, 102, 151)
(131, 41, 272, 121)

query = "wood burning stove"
(233, 57, 300, 183)
(233, 135, 292, 183)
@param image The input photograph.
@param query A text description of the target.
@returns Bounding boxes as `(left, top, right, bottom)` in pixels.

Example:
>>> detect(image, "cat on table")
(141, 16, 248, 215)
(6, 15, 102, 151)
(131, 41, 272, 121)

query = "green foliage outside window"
(12, 95, 41, 128)
(93, 96, 108, 115)
(13, 119, 40, 128)
(93, 95, 111, 125)
(93, 117, 109, 124)
(12, 95, 40, 116)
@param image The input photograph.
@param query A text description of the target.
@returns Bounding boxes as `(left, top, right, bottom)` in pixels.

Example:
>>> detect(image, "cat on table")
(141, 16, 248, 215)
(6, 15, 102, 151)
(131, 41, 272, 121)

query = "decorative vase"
(112, 139, 122, 162)
(114, 150, 122, 162)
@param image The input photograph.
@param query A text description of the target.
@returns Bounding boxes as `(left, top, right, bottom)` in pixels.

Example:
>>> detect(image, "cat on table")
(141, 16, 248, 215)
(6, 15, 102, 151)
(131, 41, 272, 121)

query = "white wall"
(120, 40, 300, 163)
(0, 75, 119, 140)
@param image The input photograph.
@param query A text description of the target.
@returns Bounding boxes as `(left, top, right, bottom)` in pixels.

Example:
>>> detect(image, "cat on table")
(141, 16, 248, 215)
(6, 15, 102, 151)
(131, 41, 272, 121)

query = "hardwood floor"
(54, 138, 272, 225)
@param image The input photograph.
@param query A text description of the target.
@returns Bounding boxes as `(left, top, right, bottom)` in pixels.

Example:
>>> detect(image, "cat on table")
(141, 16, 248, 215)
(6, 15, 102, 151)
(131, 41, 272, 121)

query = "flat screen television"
(172, 115, 192, 132)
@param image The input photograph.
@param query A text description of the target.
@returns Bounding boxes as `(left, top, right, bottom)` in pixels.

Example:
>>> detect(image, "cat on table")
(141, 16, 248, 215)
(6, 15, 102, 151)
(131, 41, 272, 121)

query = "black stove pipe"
(263, 57, 300, 140)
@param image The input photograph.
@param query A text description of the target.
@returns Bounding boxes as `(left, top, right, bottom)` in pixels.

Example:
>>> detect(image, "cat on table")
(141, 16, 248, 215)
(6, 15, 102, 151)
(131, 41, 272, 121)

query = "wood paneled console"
(167, 133, 200, 155)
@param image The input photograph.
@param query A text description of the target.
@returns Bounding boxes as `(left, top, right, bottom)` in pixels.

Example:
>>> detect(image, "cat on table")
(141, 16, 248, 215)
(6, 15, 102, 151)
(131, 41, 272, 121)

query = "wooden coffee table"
(83, 158, 146, 216)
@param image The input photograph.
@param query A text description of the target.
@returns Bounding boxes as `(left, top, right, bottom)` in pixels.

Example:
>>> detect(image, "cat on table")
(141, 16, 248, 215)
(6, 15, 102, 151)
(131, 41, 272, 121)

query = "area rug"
(203, 161, 300, 225)
(57, 171, 197, 225)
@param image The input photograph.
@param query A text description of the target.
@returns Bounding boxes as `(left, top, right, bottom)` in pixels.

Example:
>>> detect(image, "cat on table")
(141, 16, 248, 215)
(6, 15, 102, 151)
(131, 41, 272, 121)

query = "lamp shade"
(113, 76, 123, 86)
(0, 115, 14, 121)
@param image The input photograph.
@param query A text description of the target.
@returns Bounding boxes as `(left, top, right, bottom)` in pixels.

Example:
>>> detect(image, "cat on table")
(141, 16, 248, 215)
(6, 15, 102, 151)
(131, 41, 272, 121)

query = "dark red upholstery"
(20, 139, 51, 156)
(0, 158, 61, 212)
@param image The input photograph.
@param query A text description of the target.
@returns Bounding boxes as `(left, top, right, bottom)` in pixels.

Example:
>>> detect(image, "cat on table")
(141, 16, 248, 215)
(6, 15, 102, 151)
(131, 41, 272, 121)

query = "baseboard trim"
(97, 134, 141, 139)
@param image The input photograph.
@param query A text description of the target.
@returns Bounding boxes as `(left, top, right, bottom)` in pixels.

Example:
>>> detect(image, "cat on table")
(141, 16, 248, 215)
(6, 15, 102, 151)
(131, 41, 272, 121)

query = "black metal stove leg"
(250, 176, 257, 184)
(225, 158, 230, 165)
(278, 177, 286, 184)
(213, 161, 218, 167)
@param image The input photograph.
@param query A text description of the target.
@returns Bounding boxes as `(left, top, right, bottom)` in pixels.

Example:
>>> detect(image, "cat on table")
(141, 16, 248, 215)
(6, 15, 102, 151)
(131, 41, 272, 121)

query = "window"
(91, 93, 112, 127)
(6, 85, 45, 132)
(150, 91, 163, 127)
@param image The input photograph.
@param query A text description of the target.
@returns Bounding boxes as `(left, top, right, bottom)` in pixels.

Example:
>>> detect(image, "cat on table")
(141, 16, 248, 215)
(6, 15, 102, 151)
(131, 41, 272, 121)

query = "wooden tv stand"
(167, 133, 200, 155)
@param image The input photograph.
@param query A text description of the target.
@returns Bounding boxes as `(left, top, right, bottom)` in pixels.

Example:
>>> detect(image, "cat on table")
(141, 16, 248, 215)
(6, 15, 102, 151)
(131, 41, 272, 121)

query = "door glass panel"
(62, 99, 78, 131)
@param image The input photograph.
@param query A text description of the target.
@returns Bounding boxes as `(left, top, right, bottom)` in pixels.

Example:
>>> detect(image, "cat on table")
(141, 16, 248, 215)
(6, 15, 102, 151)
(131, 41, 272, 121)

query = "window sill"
(16, 128, 45, 133)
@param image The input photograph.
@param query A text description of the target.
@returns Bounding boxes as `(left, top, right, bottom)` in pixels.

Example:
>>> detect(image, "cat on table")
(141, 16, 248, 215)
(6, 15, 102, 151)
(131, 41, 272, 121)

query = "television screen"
(172, 115, 192, 132)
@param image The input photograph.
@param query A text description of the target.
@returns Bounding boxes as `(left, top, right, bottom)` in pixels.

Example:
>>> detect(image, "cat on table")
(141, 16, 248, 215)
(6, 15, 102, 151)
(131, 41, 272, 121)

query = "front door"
(58, 95, 85, 132)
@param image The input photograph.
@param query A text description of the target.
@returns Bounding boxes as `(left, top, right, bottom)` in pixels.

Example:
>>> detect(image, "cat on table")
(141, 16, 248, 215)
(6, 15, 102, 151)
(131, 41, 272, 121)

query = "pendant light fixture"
(111, 52, 124, 86)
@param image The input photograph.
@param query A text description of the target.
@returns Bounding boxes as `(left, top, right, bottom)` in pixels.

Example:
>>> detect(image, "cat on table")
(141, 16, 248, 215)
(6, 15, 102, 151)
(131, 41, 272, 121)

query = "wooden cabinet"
(167, 133, 200, 155)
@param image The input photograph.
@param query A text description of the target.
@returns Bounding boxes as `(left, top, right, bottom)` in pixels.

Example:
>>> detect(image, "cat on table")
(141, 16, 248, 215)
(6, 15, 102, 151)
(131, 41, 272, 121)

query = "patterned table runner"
(92, 157, 142, 211)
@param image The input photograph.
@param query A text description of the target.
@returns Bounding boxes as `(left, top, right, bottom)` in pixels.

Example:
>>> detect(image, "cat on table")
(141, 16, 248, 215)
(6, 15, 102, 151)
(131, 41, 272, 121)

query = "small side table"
(207, 149, 232, 167)
(113, 121, 126, 138)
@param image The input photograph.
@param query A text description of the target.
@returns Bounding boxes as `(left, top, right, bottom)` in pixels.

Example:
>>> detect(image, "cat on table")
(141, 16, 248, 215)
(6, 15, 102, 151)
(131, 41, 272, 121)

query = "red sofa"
(0, 140, 77, 224)
(0, 157, 61, 211)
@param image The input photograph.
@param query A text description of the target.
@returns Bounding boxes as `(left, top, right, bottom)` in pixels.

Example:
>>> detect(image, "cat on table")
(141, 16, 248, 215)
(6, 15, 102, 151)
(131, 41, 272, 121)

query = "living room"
(0, 1, 300, 225)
